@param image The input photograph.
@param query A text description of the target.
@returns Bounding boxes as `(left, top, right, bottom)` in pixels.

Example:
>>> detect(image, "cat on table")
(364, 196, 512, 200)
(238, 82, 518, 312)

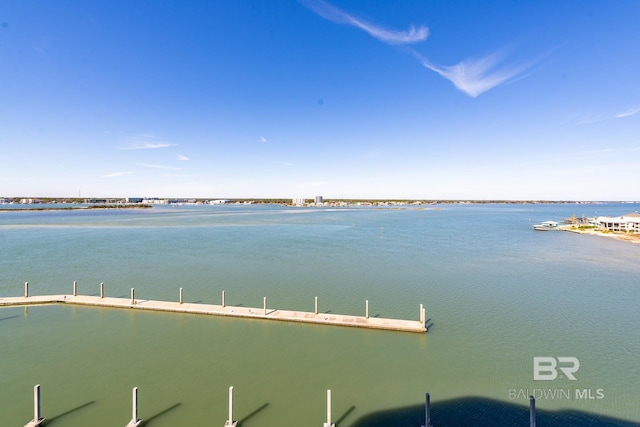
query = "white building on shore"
(596, 212, 640, 233)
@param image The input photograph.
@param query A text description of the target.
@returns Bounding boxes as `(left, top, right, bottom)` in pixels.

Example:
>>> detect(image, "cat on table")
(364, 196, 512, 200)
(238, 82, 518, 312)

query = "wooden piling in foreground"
(24, 384, 44, 427)
(530, 395, 536, 427)
(224, 386, 237, 427)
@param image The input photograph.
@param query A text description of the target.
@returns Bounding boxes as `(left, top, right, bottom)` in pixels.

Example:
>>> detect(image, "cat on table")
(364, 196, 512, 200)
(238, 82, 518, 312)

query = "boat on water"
(533, 220, 560, 231)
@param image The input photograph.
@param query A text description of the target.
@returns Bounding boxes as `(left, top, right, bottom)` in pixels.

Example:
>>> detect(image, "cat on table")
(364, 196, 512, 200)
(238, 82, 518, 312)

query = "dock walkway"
(0, 293, 427, 333)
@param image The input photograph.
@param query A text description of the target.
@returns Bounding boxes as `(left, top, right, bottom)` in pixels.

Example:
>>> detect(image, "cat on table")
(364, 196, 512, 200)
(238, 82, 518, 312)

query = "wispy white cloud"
(176, 154, 189, 161)
(119, 134, 177, 150)
(135, 163, 182, 171)
(615, 108, 639, 119)
(302, 0, 429, 44)
(103, 171, 134, 178)
(305, 0, 535, 97)
(573, 107, 640, 124)
(272, 160, 294, 167)
(260, 136, 267, 143)
(415, 49, 534, 97)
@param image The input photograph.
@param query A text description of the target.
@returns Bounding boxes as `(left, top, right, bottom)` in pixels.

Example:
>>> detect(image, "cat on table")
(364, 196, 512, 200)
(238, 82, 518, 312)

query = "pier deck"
(0, 294, 427, 333)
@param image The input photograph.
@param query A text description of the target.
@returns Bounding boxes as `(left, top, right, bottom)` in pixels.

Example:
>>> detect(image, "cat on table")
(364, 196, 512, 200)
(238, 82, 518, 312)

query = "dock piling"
(323, 389, 335, 427)
(365, 300, 369, 319)
(125, 387, 142, 427)
(315, 296, 318, 314)
(100, 282, 104, 298)
(24, 384, 45, 427)
(73, 281, 77, 296)
(131, 288, 135, 305)
(421, 392, 431, 427)
(530, 395, 536, 427)
(224, 386, 237, 426)
(420, 304, 425, 324)
(222, 290, 226, 307)
(24, 282, 29, 298)
(179, 287, 183, 304)
(263, 297, 267, 315)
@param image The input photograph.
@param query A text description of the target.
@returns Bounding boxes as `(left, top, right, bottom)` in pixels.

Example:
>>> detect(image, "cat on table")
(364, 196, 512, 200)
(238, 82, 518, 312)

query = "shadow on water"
(45, 400, 95, 426)
(237, 402, 269, 426)
(424, 318, 434, 332)
(0, 315, 20, 322)
(335, 405, 356, 425)
(350, 397, 639, 427)
(140, 402, 181, 426)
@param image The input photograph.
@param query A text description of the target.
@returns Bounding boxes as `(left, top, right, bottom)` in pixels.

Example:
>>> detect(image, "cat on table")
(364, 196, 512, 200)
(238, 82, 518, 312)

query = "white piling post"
(365, 300, 369, 319)
(26, 384, 44, 427)
(420, 304, 425, 324)
(263, 297, 267, 315)
(34, 384, 41, 422)
(100, 282, 104, 298)
(179, 287, 183, 304)
(131, 288, 135, 305)
(126, 386, 142, 427)
(222, 290, 226, 307)
(323, 389, 334, 427)
(132, 387, 138, 423)
(315, 296, 318, 314)
(73, 281, 77, 296)
(229, 386, 233, 422)
(25, 282, 29, 298)
(224, 386, 237, 426)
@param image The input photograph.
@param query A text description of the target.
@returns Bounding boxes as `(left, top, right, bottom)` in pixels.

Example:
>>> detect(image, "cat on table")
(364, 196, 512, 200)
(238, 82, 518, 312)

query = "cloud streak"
(302, 0, 429, 44)
(104, 171, 134, 178)
(135, 163, 182, 171)
(616, 108, 639, 119)
(119, 134, 177, 150)
(573, 107, 640, 124)
(305, 0, 535, 97)
(176, 154, 189, 161)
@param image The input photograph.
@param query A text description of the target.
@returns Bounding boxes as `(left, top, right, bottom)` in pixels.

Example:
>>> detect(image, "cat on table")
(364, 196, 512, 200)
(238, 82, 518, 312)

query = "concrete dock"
(0, 292, 427, 333)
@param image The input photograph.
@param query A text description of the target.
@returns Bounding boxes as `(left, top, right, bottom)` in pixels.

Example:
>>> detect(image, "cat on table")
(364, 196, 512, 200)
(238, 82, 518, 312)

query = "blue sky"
(1, 1, 639, 200)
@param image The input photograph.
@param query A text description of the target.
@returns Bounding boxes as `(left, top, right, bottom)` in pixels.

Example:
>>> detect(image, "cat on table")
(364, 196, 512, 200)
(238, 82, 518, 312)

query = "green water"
(1, 204, 639, 426)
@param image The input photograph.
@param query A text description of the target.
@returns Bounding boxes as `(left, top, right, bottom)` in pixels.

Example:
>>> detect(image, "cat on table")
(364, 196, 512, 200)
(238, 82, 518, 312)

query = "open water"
(1, 203, 639, 426)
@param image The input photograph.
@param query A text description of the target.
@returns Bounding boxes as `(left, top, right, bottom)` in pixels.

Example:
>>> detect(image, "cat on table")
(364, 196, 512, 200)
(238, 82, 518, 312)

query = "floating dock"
(1, 285, 427, 333)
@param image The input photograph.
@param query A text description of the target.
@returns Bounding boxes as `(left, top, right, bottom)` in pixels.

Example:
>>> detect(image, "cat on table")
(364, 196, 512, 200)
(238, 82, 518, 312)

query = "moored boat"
(533, 220, 560, 231)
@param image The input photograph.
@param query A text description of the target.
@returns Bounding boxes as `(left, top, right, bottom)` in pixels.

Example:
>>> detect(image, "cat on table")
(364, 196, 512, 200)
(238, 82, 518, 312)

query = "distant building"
(142, 198, 168, 205)
(597, 212, 640, 233)
(126, 197, 144, 203)
(292, 198, 306, 206)
(84, 198, 120, 204)
(315, 196, 323, 204)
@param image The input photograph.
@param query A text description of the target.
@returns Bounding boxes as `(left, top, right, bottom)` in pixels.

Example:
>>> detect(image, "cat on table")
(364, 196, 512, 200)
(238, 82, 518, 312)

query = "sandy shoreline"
(560, 226, 640, 244)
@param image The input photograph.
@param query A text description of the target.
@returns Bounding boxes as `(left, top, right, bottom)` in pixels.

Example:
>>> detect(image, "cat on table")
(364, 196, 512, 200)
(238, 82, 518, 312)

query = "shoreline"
(560, 226, 640, 244)
(0, 204, 152, 212)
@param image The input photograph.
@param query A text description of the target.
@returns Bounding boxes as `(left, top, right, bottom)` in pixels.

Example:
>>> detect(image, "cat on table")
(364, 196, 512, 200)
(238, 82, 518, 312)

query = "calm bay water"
(1, 203, 639, 426)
